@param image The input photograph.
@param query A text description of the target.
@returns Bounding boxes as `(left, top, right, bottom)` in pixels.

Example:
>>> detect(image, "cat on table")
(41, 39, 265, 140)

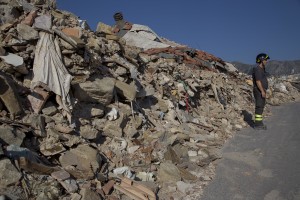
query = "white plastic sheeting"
(122, 24, 170, 50)
(129, 24, 161, 41)
(31, 32, 72, 113)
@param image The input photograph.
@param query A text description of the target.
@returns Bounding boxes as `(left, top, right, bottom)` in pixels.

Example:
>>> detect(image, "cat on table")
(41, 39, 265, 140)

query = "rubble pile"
(0, 1, 299, 200)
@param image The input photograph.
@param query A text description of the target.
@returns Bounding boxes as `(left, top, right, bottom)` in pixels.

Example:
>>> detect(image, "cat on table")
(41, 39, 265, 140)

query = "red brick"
(62, 27, 81, 38)
(22, 10, 38, 26)
(27, 87, 50, 114)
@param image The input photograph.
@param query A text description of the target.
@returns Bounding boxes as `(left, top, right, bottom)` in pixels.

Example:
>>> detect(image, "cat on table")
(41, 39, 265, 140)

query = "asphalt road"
(201, 102, 300, 200)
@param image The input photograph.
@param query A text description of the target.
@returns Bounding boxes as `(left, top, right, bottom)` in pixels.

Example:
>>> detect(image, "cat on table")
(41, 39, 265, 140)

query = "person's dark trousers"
(253, 88, 266, 127)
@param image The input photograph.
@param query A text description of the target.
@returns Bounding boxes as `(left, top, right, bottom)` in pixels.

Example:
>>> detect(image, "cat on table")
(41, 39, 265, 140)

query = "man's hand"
(261, 90, 266, 98)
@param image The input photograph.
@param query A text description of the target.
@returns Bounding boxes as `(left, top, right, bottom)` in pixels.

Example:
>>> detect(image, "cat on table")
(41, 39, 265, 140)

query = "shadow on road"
(241, 110, 254, 128)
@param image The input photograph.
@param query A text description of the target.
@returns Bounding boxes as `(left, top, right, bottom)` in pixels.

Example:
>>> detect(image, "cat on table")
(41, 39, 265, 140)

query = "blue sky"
(57, 0, 300, 64)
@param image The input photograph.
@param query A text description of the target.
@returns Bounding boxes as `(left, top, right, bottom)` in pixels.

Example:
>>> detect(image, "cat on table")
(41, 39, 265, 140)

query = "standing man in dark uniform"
(252, 53, 270, 130)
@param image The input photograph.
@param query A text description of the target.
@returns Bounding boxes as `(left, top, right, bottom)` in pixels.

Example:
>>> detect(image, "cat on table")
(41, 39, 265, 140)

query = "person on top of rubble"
(112, 12, 133, 38)
(252, 53, 270, 130)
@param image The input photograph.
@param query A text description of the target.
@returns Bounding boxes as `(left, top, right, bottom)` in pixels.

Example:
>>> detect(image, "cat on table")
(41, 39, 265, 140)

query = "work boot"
(254, 121, 267, 130)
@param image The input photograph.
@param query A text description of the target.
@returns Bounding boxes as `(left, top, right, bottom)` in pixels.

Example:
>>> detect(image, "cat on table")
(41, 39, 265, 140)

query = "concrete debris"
(51, 169, 71, 181)
(0, 2, 299, 200)
(80, 188, 102, 200)
(0, 158, 22, 188)
(72, 77, 115, 105)
(0, 73, 23, 119)
(59, 144, 101, 179)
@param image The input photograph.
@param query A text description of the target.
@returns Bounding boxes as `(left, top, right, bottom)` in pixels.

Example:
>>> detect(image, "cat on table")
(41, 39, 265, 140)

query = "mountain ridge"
(231, 60, 300, 76)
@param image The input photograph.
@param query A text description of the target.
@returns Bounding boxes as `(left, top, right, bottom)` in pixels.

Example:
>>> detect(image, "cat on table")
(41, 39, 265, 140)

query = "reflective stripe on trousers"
(255, 114, 263, 122)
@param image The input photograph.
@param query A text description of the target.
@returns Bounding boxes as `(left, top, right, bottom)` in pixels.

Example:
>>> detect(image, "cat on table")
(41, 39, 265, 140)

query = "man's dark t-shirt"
(252, 66, 268, 91)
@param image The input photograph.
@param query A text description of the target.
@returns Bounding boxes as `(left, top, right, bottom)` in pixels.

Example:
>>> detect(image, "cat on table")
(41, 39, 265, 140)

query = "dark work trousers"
(253, 88, 266, 125)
